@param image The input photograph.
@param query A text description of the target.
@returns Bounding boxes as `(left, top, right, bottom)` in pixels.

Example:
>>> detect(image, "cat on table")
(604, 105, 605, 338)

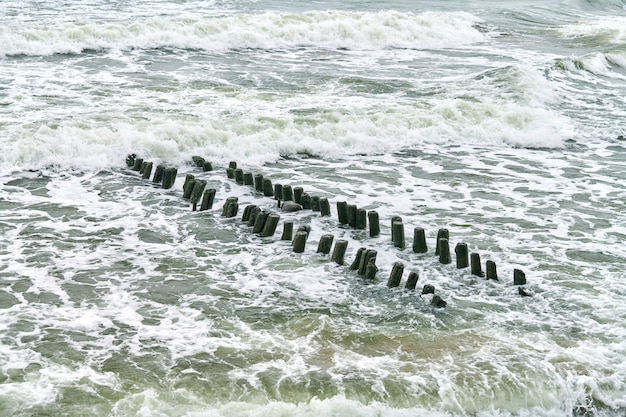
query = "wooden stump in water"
(337, 201, 348, 225)
(142, 162, 153, 179)
(126, 154, 137, 167)
(435, 229, 449, 256)
(203, 161, 213, 172)
(229, 161, 237, 169)
(391, 216, 402, 242)
(387, 262, 404, 288)
(247, 206, 261, 226)
(294, 187, 304, 204)
(317, 234, 334, 254)
(182, 174, 195, 198)
(263, 178, 274, 197)
(486, 260, 498, 281)
(221, 197, 239, 218)
(242, 205, 258, 222)
(470, 252, 484, 277)
(368, 210, 380, 237)
(273, 184, 283, 200)
(311, 196, 321, 212)
(412, 227, 428, 253)
(261, 213, 280, 237)
(254, 174, 264, 192)
(431, 295, 447, 308)
(132, 157, 143, 171)
(358, 249, 377, 276)
(234, 169, 244, 184)
(226, 168, 235, 179)
(292, 231, 308, 253)
(243, 172, 254, 186)
(347, 204, 357, 227)
(438, 238, 451, 264)
(190, 180, 207, 211)
(422, 284, 435, 294)
(319, 198, 331, 217)
(364, 258, 378, 280)
(252, 211, 269, 234)
(192, 156, 205, 168)
(350, 247, 367, 271)
(161, 168, 177, 189)
(392, 219, 405, 249)
(282, 185, 293, 202)
(200, 189, 216, 211)
(405, 271, 419, 290)
(301, 193, 311, 209)
(513, 268, 527, 285)
(152, 165, 165, 184)
(455, 243, 469, 269)
(331, 240, 348, 265)
(281, 221, 293, 240)
(356, 208, 367, 230)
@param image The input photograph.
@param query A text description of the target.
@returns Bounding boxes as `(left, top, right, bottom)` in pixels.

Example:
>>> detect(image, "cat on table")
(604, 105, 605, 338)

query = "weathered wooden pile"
(126, 154, 533, 308)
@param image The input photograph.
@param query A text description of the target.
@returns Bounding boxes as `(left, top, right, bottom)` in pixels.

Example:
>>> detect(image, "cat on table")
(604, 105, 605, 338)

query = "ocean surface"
(1, 0, 626, 416)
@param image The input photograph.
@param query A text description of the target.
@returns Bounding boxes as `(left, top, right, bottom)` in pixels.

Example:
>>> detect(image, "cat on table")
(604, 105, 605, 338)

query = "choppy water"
(1, 0, 626, 416)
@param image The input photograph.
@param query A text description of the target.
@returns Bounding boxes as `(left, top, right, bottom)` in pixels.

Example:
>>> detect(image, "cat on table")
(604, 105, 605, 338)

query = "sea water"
(1, 0, 626, 416)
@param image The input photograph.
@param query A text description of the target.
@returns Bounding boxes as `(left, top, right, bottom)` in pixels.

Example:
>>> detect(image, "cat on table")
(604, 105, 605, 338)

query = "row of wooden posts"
(126, 155, 532, 306)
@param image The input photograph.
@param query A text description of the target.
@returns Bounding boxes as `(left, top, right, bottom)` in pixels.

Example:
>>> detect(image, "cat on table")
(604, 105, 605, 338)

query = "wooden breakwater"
(126, 154, 535, 307)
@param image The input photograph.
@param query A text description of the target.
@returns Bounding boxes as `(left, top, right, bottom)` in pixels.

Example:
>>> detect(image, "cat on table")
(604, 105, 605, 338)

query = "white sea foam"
(0, 10, 487, 57)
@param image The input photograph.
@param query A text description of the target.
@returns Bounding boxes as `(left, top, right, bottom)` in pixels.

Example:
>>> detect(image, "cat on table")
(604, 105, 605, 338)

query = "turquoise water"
(1, 1, 626, 416)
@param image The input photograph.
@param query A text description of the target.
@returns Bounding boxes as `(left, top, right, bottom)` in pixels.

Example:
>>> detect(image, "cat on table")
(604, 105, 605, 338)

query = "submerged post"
(292, 231, 308, 253)
(438, 238, 451, 264)
(435, 229, 449, 256)
(470, 252, 484, 277)
(331, 240, 348, 265)
(281, 221, 293, 241)
(200, 189, 216, 211)
(513, 268, 527, 285)
(368, 210, 380, 237)
(161, 168, 177, 189)
(317, 234, 334, 255)
(319, 198, 331, 217)
(455, 243, 469, 269)
(387, 262, 404, 288)
(486, 260, 498, 281)
(413, 227, 428, 253)
(337, 201, 349, 225)
(405, 271, 419, 290)
(350, 247, 367, 271)
(261, 213, 280, 237)
(392, 219, 405, 249)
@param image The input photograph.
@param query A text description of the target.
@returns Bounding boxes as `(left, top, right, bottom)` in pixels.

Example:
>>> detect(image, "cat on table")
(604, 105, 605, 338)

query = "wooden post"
(132, 157, 143, 171)
(243, 172, 254, 186)
(455, 243, 469, 269)
(152, 165, 165, 184)
(282, 185, 293, 202)
(486, 260, 498, 281)
(281, 221, 293, 241)
(142, 162, 153, 179)
(126, 154, 136, 167)
(470, 253, 484, 277)
(140, 161, 148, 175)
(317, 234, 334, 254)
(192, 156, 205, 168)
(252, 211, 269, 234)
(229, 161, 237, 169)
(331, 240, 348, 265)
(412, 227, 427, 253)
(293, 187, 304, 204)
(247, 206, 261, 226)
(387, 262, 404, 288)
(337, 201, 349, 225)
(226, 168, 235, 179)
(161, 168, 177, 189)
(368, 210, 380, 237)
(263, 178, 274, 197)
(301, 193, 311, 209)
(190, 180, 207, 211)
(200, 189, 216, 211)
(273, 184, 283, 200)
(221, 197, 238, 217)
(182, 174, 195, 198)
(435, 229, 449, 256)
(422, 284, 435, 294)
(431, 295, 447, 308)
(364, 258, 378, 279)
(261, 213, 280, 237)
(292, 231, 308, 253)
(203, 161, 213, 172)
(513, 269, 527, 285)
(254, 174, 264, 192)
(311, 196, 321, 212)
(242, 205, 257, 222)
(438, 238, 451, 264)
(392, 219, 405, 249)
(347, 204, 357, 228)
(391, 216, 402, 242)
(358, 249, 377, 276)
(234, 169, 244, 184)
(356, 208, 367, 230)
(405, 271, 419, 290)
(319, 198, 331, 217)
(350, 247, 367, 271)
